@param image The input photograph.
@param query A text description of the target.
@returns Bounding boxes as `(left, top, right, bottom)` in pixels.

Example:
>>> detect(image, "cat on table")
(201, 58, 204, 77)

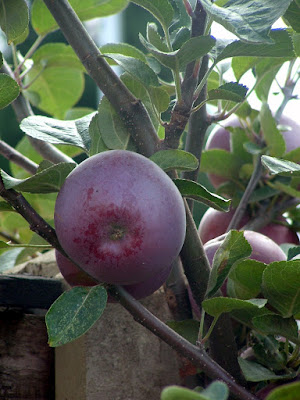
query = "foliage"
(0, 0, 299, 399)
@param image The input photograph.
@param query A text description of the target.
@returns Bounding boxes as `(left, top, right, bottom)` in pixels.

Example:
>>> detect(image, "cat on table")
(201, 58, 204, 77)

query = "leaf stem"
(201, 315, 220, 344)
(227, 155, 263, 231)
(15, 35, 46, 76)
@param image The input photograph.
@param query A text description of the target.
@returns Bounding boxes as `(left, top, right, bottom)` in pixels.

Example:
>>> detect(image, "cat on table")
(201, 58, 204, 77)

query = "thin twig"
(0, 140, 38, 175)
(227, 156, 263, 232)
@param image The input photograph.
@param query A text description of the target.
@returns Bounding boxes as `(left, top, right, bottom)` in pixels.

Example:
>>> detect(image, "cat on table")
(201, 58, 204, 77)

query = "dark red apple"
(54, 150, 186, 285)
(199, 207, 299, 245)
(55, 250, 172, 300)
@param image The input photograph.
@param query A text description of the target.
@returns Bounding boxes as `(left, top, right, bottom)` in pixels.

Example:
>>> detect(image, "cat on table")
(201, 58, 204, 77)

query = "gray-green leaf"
(20, 113, 95, 153)
(1, 162, 76, 194)
(173, 179, 231, 212)
(200, 0, 293, 44)
(150, 150, 198, 172)
(262, 260, 300, 317)
(46, 285, 107, 347)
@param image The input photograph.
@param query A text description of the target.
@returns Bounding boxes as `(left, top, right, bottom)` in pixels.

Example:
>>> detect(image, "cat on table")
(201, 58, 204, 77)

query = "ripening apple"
(188, 230, 287, 317)
(55, 250, 172, 300)
(199, 207, 299, 245)
(54, 150, 186, 286)
(205, 115, 300, 188)
(204, 230, 287, 266)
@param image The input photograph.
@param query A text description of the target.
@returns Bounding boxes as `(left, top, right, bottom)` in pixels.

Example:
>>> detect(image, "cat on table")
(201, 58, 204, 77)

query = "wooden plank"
(0, 310, 54, 400)
(0, 275, 64, 310)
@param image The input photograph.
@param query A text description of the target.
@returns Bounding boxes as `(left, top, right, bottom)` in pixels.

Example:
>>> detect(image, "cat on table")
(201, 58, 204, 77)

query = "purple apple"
(55, 250, 172, 300)
(205, 115, 300, 188)
(199, 207, 299, 245)
(204, 230, 287, 266)
(54, 150, 186, 285)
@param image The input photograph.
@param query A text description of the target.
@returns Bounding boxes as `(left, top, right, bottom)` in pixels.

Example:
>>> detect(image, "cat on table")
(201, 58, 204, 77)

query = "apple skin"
(199, 207, 299, 245)
(54, 150, 186, 285)
(204, 230, 287, 266)
(205, 115, 300, 187)
(188, 230, 287, 317)
(55, 250, 172, 300)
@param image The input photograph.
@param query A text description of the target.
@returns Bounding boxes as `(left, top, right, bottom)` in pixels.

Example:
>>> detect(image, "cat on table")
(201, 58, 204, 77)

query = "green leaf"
(232, 56, 258, 81)
(147, 22, 169, 52)
(166, 320, 200, 345)
(200, 149, 243, 182)
(0, 248, 24, 273)
(238, 358, 296, 382)
(201, 381, 229, 400)
(200, 0, 293, 44)
(252, 315, 299, 344)
(95, 96, 134, 150)
(20, 113, 95, 153)
(261, 155, 300, 176)
(88, 113, 110, 156)
(140, 34, 216, 70)
(23, 43, 85, 119)
(31, 0, 129, 35)
(265, 382, 300, 400)
(207, 82, 248, 103)
(0, 74, 20, 109)
(132, 0, 174, 29)
(104, 53, 159, 87)
(0, 0, 29, 44)
(292, 32, 300, 56)
(255, 59, 284, 102)
(101, 43, 148, 63)
(150, 150, 198, 172)
(161, 382, 229, 400)
(262, 260, 300, 317)
(216, 30, 295, 62)
(46, 285, 107, 347)
(173, 179, 231, 212)
(283, 1, 300, 33)
(206, 230, 252, 298)
(202, 297, 268, 318)
(260, 103, 286, 157)
(1, 162, 76, 194)
(228, 259, 266, 299)
(0, 201, 15, 212)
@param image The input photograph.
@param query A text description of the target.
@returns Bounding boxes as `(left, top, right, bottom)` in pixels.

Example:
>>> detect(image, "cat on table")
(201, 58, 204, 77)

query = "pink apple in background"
(54, 150, 186, 286)
(55, 250, 173, 301)
(188, 230, 287, 318)
(205, 115, 300, 188)
(198, 207, 299, 245)
(204, 230, 287, 266)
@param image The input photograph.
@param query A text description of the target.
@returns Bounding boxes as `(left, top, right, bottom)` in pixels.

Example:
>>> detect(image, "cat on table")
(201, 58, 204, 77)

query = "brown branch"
(42, 0, 159, 157)
(0, 140, 38, 175)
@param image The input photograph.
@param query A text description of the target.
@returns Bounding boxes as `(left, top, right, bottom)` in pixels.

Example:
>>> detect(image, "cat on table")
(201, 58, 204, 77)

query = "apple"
(204, 230, 287, 265)
(199, 207, 299, 245)
(54, 150, 186, 286)
(188, 230, 287, 317)
(205, 115, 300, 188)
(55, 250, 172, 300)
